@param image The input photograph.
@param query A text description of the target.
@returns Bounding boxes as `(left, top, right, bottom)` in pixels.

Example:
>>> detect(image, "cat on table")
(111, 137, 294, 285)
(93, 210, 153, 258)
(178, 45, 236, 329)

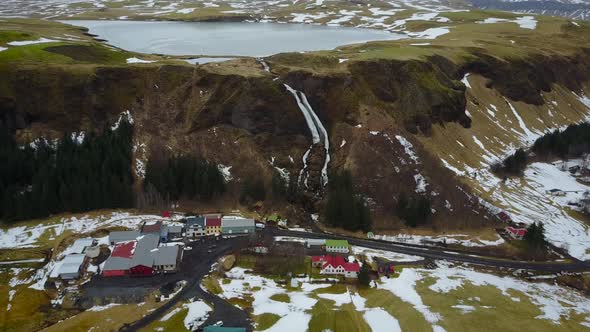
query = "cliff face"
(2, 48, 590, 230)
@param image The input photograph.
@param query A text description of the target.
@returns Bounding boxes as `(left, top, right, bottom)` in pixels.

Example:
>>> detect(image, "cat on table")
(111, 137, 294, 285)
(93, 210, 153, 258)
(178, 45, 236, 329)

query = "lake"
(64, 20, 404, 57)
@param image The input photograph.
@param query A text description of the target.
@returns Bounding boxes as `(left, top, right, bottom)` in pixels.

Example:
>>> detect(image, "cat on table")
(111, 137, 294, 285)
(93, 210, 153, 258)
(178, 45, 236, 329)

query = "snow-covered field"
(0, 211, 182, 249)
(374, 233, 505, 247)
(212, 263, 590, 331)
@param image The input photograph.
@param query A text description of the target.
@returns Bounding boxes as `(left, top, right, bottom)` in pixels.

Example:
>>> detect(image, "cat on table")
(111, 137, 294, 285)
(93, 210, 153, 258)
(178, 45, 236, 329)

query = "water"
(64, 20, 404, 57)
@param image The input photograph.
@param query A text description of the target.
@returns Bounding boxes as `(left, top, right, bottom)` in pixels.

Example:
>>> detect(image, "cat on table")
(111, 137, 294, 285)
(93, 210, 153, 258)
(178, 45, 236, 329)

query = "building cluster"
(306, 239, 361, 278)
(102, 220, 184, 277)
(51, 238, 101, 280)
(186, 214, 256, 238)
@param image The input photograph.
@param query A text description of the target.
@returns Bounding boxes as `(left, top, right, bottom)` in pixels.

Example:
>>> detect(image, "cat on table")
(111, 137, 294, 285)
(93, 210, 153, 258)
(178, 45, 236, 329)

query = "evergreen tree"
(324, 170, 372, 232)
(357, 262, 371, 287)
(0, 115, 135, 222)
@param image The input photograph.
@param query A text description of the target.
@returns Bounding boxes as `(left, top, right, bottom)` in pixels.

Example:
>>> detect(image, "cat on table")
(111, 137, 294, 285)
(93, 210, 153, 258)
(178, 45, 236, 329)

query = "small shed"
(56, 254, 86, 280)
(306, 239, 326, 248)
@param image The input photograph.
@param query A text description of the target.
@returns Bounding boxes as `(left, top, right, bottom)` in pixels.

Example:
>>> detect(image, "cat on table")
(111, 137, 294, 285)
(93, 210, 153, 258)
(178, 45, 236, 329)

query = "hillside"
(1, 9, 590, 255)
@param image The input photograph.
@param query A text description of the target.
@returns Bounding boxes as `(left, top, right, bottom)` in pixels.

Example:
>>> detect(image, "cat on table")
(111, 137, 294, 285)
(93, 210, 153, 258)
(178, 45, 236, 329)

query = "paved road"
(117, 237, 252, 332)
(272, 228, 590, 273)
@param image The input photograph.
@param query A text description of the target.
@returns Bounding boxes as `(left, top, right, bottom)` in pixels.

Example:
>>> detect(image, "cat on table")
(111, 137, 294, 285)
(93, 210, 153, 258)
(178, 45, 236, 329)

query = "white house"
(325, 239, 349, 253)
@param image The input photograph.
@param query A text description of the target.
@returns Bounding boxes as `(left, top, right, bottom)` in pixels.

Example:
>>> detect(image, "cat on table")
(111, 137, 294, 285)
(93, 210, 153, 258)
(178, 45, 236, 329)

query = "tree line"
(324, 170, 372, 232)
(0, 116, 134, 222)
(493, 121, 590, 176)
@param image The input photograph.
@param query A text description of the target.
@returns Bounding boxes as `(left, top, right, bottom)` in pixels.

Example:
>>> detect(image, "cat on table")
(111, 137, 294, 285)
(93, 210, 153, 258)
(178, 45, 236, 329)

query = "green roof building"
(325, 239, 349, 253)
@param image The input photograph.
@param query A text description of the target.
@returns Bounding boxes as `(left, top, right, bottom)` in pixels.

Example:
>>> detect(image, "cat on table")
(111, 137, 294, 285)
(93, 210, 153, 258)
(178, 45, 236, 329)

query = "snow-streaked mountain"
(470, 0, 590, 20)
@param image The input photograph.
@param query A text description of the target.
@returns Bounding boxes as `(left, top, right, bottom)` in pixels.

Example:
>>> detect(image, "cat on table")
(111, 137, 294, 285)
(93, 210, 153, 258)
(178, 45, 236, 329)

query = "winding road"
(120, 226, 590, 331)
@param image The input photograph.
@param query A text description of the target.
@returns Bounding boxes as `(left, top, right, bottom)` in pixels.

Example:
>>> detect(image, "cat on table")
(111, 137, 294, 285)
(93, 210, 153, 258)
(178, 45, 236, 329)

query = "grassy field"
(212, 263, 590, 332)
(42, 300, 163, 332)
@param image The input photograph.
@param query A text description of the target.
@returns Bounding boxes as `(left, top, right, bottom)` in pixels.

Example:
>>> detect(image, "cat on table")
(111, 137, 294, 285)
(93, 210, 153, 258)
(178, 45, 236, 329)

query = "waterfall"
(284, 84, 330, 187)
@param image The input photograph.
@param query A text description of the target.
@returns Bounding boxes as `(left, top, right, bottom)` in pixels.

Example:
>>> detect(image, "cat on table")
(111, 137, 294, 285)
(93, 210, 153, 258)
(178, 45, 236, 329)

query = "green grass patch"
(253, 313, 281, 331)
(308, 299, 371, 332)
(140, 304, 188, 332)
(228, 294, 254, 310)
(360, 287, 432, 332)
(201, 276, 222, 295)
(270, 293, 290, 303)
(0, 30, 37, 45)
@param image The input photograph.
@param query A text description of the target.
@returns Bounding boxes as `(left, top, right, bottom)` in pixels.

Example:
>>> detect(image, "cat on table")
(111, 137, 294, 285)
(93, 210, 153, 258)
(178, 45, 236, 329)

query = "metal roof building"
(221, 217, 255, 235)
(109, 231, 140, 245)
(55, 254, 86, 280)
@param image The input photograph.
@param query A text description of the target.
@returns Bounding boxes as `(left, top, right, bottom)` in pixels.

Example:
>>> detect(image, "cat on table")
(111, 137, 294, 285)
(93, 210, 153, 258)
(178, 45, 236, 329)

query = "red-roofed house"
(312, 255, 328, 268)
(506, 226, 527, 240)
(205, 215, 222, 235)
(319, 255, 360, 278)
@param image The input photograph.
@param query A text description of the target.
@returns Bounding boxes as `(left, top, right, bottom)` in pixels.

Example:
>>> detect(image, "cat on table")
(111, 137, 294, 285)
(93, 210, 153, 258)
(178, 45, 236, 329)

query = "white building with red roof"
(506, 226, 528, 240)
(314, 255, 360, 278)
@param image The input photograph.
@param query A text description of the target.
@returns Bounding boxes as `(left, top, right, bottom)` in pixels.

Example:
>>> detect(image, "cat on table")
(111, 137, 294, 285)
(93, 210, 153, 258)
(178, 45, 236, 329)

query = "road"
(271, 228, 590, 272)
(114, 236, 252, 332)
(120, 225, 590, 331)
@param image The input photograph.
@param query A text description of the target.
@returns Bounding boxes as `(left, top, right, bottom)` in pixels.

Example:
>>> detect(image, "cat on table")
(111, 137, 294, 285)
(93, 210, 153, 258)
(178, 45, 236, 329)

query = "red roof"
(162, 210, 171, 218)
(111, 241, 137, 259)
(312, 255, 327, 263)
(206, 216, 221, 227)
(142, 220, 162, 233)
(506, 226, 527, 237)
(321, 255, 360, 272)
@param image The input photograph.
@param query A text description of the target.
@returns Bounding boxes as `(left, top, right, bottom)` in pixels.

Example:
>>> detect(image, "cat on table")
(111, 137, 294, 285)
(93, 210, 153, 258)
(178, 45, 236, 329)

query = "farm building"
(205, 215, 222, 235)
(109, 231, 140, 245)
(186, 216, 206, 238)
(53, 254, 86, 280)
(102, 240, 136, 277)
(129, 234, 160, 276)
(318, 255, 360, 278)
(506, 226, 528, 240)
(221, 216, 255, 235)
(167, 225, 183, 239)
(152, 246, 182, 273)
(102, 233, 182, 277)
(69, 238, 95, 254)
(142, 220, 163, 235)
(306, 239, 325, 249)
(325, 239, 350, 253)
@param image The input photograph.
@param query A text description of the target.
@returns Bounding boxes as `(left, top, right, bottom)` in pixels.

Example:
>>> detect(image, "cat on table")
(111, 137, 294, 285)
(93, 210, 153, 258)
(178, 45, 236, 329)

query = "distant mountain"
(470, 0, 590, 20)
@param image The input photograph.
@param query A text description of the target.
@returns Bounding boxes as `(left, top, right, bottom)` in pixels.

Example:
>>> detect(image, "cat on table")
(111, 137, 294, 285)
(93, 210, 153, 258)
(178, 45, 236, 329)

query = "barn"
(129, 234, 159, 277)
